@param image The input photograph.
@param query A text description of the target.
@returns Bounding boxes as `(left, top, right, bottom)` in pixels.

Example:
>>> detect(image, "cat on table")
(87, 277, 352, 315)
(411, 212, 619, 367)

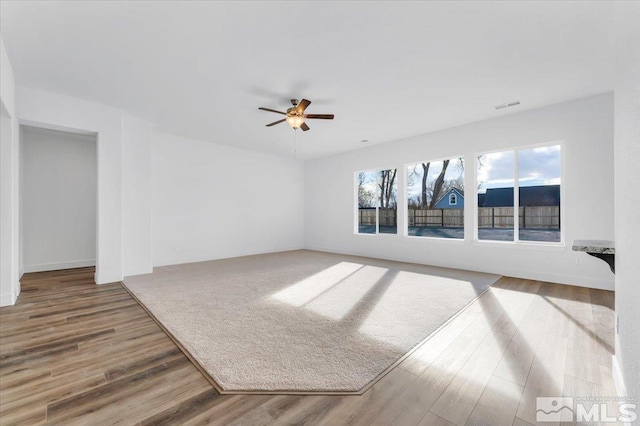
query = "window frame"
(354, 167, 399, 237)
(474, 141, 565, 247)
(403, 155, 466, 241)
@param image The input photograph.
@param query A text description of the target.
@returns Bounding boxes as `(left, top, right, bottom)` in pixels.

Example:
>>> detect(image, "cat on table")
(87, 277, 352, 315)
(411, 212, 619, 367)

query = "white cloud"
(477, 145, 561, 191)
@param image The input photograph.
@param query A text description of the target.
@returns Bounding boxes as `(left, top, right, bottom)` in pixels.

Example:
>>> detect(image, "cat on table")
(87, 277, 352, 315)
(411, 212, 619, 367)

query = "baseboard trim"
(94, 271, 123, 285)
(152, 246, 305, 268)
(303, 245, 614, 290)
(0, 291, 17, 307)
(23, 259, 95, 273)
(122, 266, 154, 279)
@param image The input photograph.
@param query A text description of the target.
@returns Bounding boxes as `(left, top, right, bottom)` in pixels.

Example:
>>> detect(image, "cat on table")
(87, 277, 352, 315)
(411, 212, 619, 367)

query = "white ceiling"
(0, 1, 614, 159)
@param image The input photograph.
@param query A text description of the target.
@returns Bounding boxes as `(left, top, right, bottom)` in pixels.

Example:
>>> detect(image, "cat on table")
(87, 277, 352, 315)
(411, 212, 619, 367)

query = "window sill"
(472, 239, 566, 251)
(406, 236, 465, 243)
(353, 233, 566, 251)
(354, 233, 399, 238)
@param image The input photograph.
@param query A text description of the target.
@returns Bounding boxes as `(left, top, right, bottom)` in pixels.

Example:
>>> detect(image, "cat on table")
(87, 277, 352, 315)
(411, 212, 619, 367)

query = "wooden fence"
(408, 208, 464, 227)
(359, 208, 397, 226)
(360, 206, 559, 229)
(477, 206, 560, 229)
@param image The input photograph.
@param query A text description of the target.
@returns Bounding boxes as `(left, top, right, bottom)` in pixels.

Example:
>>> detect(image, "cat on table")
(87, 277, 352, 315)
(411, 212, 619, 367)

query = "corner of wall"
(121, 113, 154, 277)
(0, 33, 19, 307)
(612, 355, 628, 398)
(0, 290, 15, 306)
(613, 0, 640, 406)
(94, 271, 123, 285)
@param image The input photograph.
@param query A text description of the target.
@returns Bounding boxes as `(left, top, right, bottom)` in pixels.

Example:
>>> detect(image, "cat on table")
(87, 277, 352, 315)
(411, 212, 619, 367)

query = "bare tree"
(357, 172, 376, 207)
(378, 169, 397, 208)
(421, 163, 430, 207)
(443, 175, 464, 193)
(429, 159, 451, 208)
(419, 158, 464, 208)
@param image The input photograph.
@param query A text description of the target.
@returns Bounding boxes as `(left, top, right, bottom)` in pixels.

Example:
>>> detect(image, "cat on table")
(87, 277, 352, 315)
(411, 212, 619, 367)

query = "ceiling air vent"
(495, 100, 521, 110)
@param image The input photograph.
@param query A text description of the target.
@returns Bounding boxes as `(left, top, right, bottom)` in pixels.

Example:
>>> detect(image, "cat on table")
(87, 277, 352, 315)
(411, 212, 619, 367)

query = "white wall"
(21, 126, 97, 272)
(152, 131, 304, 266)
(15, 87, 158, 283)
(0, 36, 15, 115)
(121, 115, 153, 276)
(613, 1, 640, 401)
(17, 86, 123, 284)
(305, 93, 615, 290)
(0, 34, 20, 306)
(12, 86, 303, 287)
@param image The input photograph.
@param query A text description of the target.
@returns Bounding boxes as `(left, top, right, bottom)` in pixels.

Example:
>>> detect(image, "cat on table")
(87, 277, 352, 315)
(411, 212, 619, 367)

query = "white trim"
(514, 149, 520, 243)
(304, 245, 613, 290)
(151, 247, 304, 269)
(355, 168, 399, 237)
(23, 259, 95, 273)
(399, 165, 408, 237)
(17, 119, 97, 136)
(0, 291, 17, 307)
(353, 171, 359, 234)
(474, 141, 564, 246)
(406, 235, 464, 243)
(355, 232, 399, 239)
(94, 271, 123, 285)
(403, 158, 465, 237)
(472, 240, 566, 251)
(16, 87, 126, 296)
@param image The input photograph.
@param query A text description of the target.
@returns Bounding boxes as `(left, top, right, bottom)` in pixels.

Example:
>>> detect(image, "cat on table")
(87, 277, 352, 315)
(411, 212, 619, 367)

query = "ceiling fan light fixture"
(286, 115, 305, 129)
(259, 98, 333, 132)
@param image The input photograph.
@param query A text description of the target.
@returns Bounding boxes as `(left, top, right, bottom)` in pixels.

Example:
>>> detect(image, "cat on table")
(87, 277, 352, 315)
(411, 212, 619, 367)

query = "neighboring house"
(433, 188, 465, 209)
(477, 193, 486, 207)
(478, 185, 560, 207)
(403, 185, 560, 210)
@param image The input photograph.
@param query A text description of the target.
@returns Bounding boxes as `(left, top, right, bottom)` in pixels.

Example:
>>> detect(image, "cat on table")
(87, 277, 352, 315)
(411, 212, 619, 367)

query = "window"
(518, 145, 561, 242)
(477, 144, 561, 243)
(356, 169, 397, 235)
(406, 158, 464, 239)
(477, 151, 515, 241)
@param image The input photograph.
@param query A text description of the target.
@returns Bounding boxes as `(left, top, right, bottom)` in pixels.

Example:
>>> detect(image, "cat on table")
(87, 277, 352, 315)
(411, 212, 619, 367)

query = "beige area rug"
(123, 250, 500, 394)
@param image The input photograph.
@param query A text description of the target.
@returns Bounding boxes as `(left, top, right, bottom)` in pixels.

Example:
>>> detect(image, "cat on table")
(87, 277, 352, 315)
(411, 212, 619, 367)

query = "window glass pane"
(378, 169, 398, 234)
(477, 151, 515, 241)
(357, 171, 377, 234)
(407, 158, 464, 239)
(518, 145, 561, 242)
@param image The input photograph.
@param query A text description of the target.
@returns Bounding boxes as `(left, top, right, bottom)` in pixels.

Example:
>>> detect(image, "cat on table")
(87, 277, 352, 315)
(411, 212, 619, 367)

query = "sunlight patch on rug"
(123, 250, 500, 393)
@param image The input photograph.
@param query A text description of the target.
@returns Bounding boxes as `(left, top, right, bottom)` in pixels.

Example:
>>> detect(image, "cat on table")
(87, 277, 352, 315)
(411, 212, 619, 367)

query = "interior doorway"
(20, 125, 97, 273)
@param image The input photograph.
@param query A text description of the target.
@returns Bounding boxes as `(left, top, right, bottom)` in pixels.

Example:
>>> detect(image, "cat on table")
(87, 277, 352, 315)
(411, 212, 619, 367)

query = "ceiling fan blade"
(296, 99, 311, 114)
(266, 118, 286, 127)
(300, 122, 310, 131)
(304, 114, 334, 120)
(259, 107, 286, 115)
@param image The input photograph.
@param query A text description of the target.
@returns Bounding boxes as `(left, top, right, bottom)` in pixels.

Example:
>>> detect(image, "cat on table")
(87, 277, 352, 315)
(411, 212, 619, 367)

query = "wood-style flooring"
(0, 267, 618, 425)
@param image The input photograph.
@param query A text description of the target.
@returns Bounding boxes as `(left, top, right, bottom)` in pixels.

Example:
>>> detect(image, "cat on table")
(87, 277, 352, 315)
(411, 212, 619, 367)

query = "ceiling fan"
(259, 98, 334, 131)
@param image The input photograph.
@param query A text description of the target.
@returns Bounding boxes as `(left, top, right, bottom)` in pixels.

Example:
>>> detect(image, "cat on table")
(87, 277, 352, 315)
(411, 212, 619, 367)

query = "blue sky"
(359, 145, 561, 201)
(406, 159, 464, 200)
(478, 145, 561, 193)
